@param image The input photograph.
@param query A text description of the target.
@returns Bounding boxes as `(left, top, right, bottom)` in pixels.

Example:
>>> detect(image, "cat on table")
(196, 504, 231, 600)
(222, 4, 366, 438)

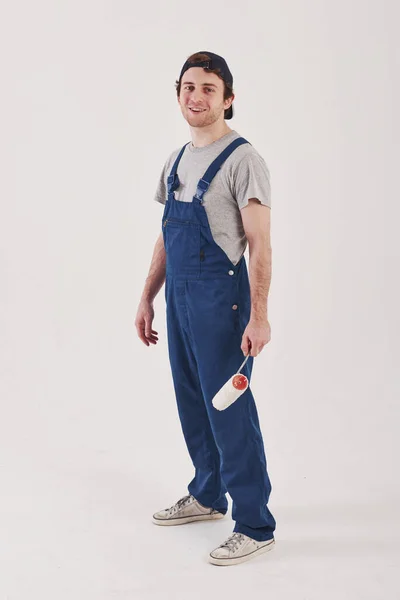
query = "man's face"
(178, 67, 233, 127)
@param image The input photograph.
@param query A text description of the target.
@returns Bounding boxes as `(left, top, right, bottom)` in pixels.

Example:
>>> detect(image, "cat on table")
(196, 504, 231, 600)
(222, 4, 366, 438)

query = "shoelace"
(219, 533, 245, 553)
(166, 494, 193, 515)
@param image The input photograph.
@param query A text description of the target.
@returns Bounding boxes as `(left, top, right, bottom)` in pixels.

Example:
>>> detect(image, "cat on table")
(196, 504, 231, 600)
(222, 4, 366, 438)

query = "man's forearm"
(248, 241, 272, 321)
(141, 233, 167, 303)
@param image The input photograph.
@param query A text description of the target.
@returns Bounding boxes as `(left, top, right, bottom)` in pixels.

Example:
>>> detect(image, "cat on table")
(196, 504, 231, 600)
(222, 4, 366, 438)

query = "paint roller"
(212, 354, 250, 411)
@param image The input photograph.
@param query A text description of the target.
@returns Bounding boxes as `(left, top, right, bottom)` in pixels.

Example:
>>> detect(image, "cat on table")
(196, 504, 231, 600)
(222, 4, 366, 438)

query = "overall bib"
(161, 137, 276, 542)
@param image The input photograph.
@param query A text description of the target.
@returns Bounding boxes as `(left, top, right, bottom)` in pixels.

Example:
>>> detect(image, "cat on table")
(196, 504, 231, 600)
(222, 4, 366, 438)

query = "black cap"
(178, 51, 234, 120)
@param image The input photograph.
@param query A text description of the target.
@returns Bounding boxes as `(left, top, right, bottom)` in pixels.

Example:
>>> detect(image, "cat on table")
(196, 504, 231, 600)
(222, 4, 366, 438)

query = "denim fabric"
(161, 137, 276, 542)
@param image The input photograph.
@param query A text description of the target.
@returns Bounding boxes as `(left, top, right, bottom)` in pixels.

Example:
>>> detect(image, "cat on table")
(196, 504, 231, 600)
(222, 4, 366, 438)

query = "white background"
(1, 0, 399, 598)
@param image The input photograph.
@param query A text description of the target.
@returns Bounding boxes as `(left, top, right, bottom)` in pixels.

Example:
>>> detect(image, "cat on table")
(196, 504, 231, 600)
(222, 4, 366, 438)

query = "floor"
(1, 451, 398, 600)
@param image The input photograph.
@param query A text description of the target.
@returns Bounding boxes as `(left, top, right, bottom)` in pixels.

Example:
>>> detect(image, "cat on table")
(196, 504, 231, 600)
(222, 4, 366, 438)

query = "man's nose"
(191, 90, 204, 103)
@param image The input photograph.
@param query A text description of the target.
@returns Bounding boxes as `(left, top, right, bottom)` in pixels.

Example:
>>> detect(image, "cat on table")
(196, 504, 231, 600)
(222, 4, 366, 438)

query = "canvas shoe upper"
(152, 494, 225, 526)
(208, 532, 275, 566)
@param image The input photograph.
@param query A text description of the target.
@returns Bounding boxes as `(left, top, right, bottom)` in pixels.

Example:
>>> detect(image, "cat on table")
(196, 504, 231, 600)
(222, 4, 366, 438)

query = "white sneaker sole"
(152, 511, 225, 526)
(208, 538, 275, 566)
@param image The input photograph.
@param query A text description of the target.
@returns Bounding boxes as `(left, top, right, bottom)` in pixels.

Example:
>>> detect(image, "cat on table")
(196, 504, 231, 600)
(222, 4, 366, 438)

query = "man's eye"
(184, 86, 214, 92)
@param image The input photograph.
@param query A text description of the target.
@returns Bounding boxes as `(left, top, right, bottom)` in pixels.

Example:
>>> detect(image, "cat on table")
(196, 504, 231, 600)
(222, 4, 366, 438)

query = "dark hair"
(175, 52, 234, 119)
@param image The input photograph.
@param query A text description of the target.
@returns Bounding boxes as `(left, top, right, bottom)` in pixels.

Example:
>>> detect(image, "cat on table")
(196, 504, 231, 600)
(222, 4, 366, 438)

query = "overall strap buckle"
(194, 178, 210, 202)
(167, 173, 180, 195)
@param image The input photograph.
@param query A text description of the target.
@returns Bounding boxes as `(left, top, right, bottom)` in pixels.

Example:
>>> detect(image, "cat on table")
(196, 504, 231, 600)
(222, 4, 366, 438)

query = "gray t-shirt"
(153, 130, 271, 265)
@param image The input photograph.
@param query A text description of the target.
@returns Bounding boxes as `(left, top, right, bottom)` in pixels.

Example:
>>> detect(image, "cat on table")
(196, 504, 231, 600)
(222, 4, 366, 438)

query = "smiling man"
(135, 51, 276, 566)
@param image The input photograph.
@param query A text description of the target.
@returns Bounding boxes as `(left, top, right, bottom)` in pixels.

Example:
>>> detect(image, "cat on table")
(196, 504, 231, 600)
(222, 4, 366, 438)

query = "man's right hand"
(134, 300, 159, 346)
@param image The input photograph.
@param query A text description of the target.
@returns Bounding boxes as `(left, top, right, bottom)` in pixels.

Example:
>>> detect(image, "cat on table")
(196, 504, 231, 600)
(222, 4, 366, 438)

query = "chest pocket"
(163, 218, 201, 277)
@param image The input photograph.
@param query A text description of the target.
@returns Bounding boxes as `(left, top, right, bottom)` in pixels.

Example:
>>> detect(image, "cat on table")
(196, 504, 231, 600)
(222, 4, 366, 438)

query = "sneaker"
(208, 532, 275, 566)
(152, 494, 225, 526)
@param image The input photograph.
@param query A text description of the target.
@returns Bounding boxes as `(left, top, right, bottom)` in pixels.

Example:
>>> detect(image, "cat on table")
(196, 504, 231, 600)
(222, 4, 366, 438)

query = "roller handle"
(236, 354, 250, 375)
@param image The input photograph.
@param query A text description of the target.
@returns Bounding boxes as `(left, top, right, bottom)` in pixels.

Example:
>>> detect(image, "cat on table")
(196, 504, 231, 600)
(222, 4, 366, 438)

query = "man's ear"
(225, 93, 235, 109)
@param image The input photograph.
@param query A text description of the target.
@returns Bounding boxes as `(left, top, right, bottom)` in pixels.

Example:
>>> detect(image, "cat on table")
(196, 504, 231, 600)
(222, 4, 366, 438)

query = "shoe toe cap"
(153, 509, 170, 520)
(210, 547, 231, 559)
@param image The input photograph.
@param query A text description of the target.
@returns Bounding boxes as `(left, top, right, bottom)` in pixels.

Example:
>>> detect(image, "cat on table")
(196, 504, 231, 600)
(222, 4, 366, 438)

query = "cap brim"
(225, 104, 233, 120)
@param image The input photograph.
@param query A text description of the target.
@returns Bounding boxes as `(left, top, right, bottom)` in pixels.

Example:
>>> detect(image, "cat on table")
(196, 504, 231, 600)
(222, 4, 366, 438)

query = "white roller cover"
(212, 374, 249, 411)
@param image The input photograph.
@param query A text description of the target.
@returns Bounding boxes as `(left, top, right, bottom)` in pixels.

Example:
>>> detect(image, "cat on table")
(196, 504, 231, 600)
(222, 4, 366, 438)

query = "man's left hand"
(241, 318, 271, 357)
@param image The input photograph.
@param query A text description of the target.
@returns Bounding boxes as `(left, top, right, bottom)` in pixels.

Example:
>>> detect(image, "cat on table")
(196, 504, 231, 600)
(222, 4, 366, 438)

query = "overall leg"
(186, 277, 276, 542)
(165, 276, 228, 513)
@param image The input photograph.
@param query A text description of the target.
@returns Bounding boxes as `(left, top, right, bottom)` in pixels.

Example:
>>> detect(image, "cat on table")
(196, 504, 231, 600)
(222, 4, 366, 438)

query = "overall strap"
(194, 137, 250, 202)
(166, 143, 190, 201)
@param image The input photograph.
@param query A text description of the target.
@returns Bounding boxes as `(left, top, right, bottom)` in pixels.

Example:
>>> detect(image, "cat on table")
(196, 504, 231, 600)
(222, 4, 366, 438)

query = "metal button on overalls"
(161, 137, 276, 542)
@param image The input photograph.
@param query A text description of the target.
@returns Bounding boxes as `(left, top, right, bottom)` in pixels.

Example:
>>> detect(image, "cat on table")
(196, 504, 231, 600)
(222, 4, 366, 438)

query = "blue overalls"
(161, 137, 276, 542)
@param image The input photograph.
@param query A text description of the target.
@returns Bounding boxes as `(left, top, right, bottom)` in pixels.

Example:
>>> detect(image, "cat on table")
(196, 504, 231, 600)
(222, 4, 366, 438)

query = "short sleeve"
(153, 148, 183, 205)
(232, 152, 271, 210)
(153, 161, 168, 205)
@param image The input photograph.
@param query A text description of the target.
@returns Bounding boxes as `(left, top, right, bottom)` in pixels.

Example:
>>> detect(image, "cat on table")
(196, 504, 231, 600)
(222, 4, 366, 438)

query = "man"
(135, 51, 276, 567)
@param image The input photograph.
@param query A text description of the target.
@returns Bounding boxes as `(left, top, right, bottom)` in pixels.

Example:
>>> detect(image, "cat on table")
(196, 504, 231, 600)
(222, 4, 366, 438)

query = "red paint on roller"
(232, 374, 248, 390)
